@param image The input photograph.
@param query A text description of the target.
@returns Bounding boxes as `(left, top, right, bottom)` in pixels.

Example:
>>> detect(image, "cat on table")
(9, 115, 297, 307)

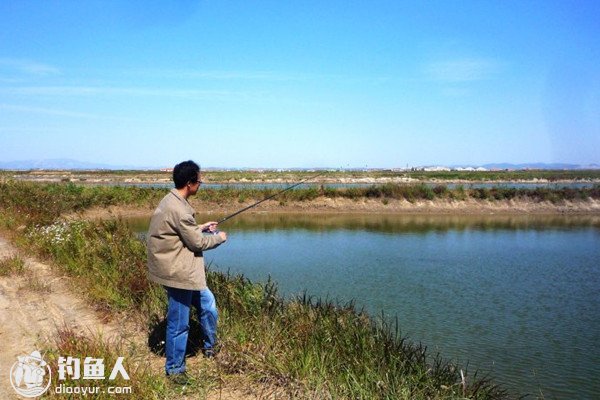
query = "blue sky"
(1, 1, 599, 168)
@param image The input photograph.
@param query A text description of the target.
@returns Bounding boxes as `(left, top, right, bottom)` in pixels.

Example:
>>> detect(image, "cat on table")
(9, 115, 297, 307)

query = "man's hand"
(200, 221, 219, 232)
(200, 221, 226, 241)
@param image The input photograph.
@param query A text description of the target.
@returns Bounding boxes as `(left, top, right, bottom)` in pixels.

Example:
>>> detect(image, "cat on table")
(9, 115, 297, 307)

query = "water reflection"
(129, 212, 600, 234)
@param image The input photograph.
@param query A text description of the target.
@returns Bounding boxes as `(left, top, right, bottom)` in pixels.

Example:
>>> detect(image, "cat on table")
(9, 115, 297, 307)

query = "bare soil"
(68, 197, 600, 222)
(0, 236, 141, 398)
(0, 236, 271, 399)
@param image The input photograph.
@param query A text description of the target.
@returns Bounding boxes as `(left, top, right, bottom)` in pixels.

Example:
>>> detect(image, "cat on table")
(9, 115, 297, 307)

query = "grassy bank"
(3, 180, 600, 226)
(0, 181, 165, 226)
(206, 182, 600, 204)
(0, 181, 520, 398)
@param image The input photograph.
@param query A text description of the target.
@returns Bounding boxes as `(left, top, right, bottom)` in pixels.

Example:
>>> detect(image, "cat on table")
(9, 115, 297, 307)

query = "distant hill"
(0, 159, 598, 171)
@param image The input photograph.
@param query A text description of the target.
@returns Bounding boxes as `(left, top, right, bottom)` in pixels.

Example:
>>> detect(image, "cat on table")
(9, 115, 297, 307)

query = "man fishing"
(147, 160, 227, 384)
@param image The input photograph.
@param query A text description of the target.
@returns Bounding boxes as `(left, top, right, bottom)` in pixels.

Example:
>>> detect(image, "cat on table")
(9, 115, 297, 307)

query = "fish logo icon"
(10, 351, 52, 398)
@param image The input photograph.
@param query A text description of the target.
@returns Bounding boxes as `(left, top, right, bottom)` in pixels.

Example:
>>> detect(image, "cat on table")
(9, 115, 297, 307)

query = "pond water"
(130, 213, 600, 399)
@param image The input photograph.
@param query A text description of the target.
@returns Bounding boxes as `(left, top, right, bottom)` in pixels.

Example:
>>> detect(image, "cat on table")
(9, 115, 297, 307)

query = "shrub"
(0, 255, 26, 276)
(433, 185, 448, 196)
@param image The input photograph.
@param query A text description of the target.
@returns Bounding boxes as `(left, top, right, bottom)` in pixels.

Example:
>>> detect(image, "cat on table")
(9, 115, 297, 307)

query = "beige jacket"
(147, 189, 225, 290)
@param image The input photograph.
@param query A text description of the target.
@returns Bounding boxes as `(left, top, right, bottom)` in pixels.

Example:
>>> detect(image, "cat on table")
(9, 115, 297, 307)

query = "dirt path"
(0, 235, 273, 399)
(0, 236, 134, 399)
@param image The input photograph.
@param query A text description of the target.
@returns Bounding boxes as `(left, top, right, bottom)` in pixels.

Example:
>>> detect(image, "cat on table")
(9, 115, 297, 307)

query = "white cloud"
(0, 58, 60, 76)
(425, 58, 501, 82)
(0, 103, 98, 118)
(144, 69, 308, 82)
(1, 85, 329, 107)
(1, 85, 246, 100)
(0, 103, 155, 123)
(123, 68, 391, 86)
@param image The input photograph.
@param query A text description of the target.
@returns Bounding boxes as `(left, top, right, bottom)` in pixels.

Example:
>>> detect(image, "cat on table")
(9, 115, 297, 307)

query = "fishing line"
(204, 171, 327, 232)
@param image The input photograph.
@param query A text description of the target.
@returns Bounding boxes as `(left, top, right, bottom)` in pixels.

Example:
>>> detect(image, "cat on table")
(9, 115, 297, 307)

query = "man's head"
(173, 160, 201, 191)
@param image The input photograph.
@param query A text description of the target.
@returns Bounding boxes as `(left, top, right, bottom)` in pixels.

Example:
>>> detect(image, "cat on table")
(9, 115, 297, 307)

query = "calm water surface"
(131, 213, 600, 398)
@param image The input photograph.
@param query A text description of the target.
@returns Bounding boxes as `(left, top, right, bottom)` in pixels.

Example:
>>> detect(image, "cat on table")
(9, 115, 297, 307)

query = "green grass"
(213, 273, 506, 399)
(43, 325, 170, 399)
(0, 255, 26, 276)
(198, 182, 600, 204)
(0, 180, 166, 225)
(24, 219, 165, 316)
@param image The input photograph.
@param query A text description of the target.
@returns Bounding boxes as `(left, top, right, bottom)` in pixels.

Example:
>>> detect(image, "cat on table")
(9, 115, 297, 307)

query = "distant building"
(423, 166, 451, 171)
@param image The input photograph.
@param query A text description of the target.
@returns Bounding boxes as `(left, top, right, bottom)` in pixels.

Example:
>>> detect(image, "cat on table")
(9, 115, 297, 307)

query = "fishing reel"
(202, 224, 220, 235)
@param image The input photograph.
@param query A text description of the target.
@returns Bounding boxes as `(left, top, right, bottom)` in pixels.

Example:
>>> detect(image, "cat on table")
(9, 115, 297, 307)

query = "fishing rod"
(209, 171, 327, 228)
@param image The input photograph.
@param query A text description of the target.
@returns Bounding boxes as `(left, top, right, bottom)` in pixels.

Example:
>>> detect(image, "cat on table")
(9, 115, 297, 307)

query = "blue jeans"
(164, 286, 218, 375)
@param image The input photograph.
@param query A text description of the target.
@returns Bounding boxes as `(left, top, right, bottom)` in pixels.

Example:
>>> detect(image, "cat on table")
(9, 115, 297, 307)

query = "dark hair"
(173, 160, 200, 189)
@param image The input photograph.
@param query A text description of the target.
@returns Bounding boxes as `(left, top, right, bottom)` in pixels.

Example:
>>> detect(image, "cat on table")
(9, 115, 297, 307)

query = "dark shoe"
(167, 372, 191, 385)
(202, 348, 216, 358)
(202, 342, 222, 358)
